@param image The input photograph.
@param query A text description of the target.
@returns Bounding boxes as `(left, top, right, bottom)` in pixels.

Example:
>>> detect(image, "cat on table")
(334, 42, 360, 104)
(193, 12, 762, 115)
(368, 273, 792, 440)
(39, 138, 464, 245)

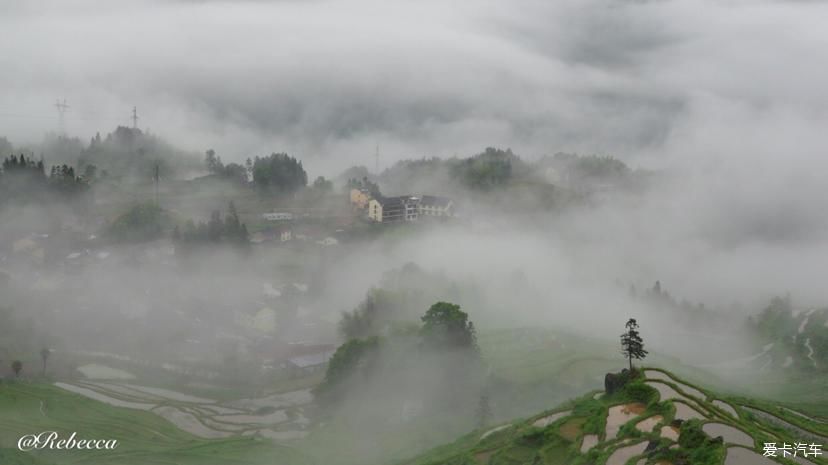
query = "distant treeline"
(205, 150, 311, 195)
(0, 154, 89, 207)
(173, 202, 250, 253)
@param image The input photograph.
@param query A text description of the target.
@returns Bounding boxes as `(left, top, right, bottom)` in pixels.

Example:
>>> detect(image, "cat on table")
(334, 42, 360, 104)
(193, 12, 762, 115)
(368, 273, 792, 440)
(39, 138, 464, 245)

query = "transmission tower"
(54, 99, 69, 134)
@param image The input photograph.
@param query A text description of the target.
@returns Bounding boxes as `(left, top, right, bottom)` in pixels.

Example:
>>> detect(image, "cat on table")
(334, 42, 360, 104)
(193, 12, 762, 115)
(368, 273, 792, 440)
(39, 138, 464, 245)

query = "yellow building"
(368, 198, 383, 222)
(350, 188, 372, 209)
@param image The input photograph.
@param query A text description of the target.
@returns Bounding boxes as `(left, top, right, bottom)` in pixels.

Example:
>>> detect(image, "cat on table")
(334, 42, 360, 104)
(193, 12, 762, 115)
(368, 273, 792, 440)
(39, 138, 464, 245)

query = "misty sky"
(2, 0, 827, 174)
(3, 0, 828, 306)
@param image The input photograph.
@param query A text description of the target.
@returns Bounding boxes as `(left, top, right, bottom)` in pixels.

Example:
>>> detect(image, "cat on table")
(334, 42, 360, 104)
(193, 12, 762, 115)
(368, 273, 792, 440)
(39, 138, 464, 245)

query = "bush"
(623, 382, 658, 405)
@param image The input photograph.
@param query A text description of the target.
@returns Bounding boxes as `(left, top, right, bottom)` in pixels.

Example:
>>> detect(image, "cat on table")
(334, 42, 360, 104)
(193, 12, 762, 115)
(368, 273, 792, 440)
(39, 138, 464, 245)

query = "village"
(1, 181, 456, 398)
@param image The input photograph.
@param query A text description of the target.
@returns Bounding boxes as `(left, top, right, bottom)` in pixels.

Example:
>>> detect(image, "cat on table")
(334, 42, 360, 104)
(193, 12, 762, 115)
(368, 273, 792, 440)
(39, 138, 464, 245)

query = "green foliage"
(0, 154, 89, 208)
(421, 302, 478, 352)
(79, 126, 200, 179)
(313, 336, 380, 405)
(543, 152, 630, 182)
(313, 175, 333, 192)
(204, 149, 248, 185)
(11, 360, 22, 377)
(676, 420, 726, 464)
(337, 264, 463, 340)
(750, 297, 828, 372)
(516, 427, 546, 446)
(0, 383, 313, 465)
(753, 295, 797, 340)
(252, 152, 307, 193)
(450, 147, 521, 190)
(106, 203, 168, 242)
(620, 318, 648, 370)
(622, 382, 658, 405)
(175, 201, 250, 250)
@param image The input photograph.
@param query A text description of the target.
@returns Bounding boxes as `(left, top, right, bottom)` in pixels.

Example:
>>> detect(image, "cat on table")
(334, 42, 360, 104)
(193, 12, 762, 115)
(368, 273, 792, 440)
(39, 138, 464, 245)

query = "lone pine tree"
(621, 318, 648, 371)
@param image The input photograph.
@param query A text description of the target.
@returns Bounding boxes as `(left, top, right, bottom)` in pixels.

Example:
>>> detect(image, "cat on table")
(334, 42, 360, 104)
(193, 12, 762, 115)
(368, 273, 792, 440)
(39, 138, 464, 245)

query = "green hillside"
(0, 382, 311, 465)
(399, 368, 828, 465)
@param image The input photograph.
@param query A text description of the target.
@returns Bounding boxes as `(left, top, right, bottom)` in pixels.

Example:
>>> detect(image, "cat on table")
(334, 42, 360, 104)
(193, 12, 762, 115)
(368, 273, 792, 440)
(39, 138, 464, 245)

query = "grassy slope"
(399, 368, 828, 465)
(0, 383, 311, 465)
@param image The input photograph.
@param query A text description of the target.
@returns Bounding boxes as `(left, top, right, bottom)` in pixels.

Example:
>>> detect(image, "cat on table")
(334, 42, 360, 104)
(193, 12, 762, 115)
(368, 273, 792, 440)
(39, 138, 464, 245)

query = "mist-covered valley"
(3, 1, 828, 465)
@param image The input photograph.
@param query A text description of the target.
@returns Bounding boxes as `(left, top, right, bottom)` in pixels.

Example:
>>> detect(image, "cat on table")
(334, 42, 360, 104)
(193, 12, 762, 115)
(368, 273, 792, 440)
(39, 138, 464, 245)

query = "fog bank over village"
(2, 1, 828, 465)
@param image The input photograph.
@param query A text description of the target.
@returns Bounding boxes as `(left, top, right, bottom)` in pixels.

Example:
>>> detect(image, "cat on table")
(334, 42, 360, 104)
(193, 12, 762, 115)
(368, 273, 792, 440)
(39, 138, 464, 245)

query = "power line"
(0, 109, 129, 124)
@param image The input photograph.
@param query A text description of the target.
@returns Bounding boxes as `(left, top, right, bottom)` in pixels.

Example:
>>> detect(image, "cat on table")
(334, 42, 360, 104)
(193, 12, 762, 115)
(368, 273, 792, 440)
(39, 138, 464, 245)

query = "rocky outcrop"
(604, 369, 632, 395)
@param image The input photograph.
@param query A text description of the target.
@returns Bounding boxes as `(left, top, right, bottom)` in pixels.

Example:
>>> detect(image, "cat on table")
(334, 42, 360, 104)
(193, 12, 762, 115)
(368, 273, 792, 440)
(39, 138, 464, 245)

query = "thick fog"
(2, 1, 828, 464)
(2, 0, 827, 169)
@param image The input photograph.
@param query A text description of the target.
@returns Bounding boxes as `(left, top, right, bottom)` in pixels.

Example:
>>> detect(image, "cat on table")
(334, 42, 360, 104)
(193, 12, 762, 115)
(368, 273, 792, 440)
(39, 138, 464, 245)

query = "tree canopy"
(421, 302, 478, 352)
(620, 318, 648, 371)
(251, 153, 307, 193)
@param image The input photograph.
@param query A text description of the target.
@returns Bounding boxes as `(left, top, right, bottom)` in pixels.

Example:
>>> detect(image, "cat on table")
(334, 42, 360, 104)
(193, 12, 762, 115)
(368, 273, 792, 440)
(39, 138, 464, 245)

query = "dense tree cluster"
(338, 263, 462, 340)
(420, 302, 478, 352)
(345, 175, 380, 196)
(0, 154, 89, 207)
(204, 149, 248, 185)
(251, 153, 307, 193)
(318, 301, 482, 412)
(450, 147, 523, 189)
(173, 201, 250, 250)
(313, 337, 380, 405)
(80, 127, 200, 180)
(107, 203, 169, 243)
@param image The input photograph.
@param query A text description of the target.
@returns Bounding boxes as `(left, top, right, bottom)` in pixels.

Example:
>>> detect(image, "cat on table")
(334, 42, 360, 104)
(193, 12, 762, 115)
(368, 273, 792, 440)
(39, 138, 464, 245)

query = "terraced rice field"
(53, 379, 311, 441)
(606, 403, 646, 439)
(702, 422, 753, 447)
(605, 441, 648, 465)
(0, 382, 313, 465)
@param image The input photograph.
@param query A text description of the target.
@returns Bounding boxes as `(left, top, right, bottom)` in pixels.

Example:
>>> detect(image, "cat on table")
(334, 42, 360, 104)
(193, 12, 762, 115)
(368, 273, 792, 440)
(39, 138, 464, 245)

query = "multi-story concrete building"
(368, 196, 420, 223)
(418, 195, 454, 217)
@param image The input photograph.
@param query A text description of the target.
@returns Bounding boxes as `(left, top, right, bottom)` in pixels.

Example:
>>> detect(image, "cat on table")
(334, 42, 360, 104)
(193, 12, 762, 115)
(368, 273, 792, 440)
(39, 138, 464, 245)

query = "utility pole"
(153, 162, 160, 206)
(54, 99, 69, 134)
(375, 144, 379, 174)
(131, 106, 139, 129)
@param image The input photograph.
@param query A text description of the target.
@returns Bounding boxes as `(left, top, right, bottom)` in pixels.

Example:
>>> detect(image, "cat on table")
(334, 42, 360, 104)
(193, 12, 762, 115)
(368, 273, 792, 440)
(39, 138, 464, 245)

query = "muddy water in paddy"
(55, 382, 153, 410)
(645, 371, 705, 399)
(702, 422, 753, 447)
(605, 441, 648, 465)
(712, 400, 738, 418)
(532, 410, 571, 427)
(660, 425, 679, 441)
(741, 407, 828, 443)
(635, 415, 662, 432)
(480, 424, 511, 440)
(580, 434, 598, 453)
(606, 403, 646, 439)
(673, 401, 705, 421)
(646, 381, 691, 403)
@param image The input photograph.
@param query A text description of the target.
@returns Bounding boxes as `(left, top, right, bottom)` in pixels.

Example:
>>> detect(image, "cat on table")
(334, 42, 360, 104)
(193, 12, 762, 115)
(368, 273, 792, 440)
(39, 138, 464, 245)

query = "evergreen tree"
(620, 318, 648, 371)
